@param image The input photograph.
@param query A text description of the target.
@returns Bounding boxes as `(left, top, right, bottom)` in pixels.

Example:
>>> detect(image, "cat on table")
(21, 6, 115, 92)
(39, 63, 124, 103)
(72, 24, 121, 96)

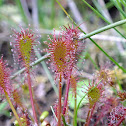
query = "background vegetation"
(0, 0, 126, 125)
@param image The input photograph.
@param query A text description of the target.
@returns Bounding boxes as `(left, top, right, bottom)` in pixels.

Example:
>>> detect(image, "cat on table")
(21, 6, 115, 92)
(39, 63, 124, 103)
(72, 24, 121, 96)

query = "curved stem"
(11, 53, 50, 80)
(4, 90, 22, 126)
(85, 109, 91, 126)
(73, 87, 77, 125)
(79, 19, 126, 40)
(82, 0, 126, 40)
(94, 113, 104, 126)
(85, 103, 96, 126)
(27, 69, 38, 125)
(66, 103, 69, 124)
(62, 70, 72, 115)
(58, 73, 62, 126)
(56, 0, 126, 73)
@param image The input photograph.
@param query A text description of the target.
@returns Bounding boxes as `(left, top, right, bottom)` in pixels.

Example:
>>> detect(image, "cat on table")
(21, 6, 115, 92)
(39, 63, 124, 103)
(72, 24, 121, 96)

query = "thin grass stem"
(10, 53, 50, 80)
(79, 19, 126, 40)
(56, 0, 126, 73)
(82, 0, 126, 40)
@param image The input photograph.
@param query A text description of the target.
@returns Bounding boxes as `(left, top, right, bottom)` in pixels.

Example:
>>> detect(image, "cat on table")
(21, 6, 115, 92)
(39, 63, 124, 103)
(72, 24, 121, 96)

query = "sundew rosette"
(108, 105, 126, 125)
(0, 56, 11, 96)
(85, 81, 103, 108)
(45, 30, 72, 77)
(0, 57, 23, 126)
(45, 27, 81, 78)
(11, 26, 40, 70)
(11, 26, 39, 125)
(95, 64, 113, 87)
(61, 25, 83, 77)
(62, 25, 82, 56)
(12, 89, 24, 110)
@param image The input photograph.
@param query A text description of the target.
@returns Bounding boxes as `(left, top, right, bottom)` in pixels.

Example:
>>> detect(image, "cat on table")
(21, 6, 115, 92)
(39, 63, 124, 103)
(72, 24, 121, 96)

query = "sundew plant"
(1, 0, 126, 126)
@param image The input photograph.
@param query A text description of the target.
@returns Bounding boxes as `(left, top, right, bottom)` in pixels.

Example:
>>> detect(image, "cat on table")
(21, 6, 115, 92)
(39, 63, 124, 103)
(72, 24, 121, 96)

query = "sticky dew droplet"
(10, 112, 12, 116)
(10, 42, 12, 46)
(67, 15, 70, 19)
(34, 123, 38, 126)
(11, 49, 14, 52)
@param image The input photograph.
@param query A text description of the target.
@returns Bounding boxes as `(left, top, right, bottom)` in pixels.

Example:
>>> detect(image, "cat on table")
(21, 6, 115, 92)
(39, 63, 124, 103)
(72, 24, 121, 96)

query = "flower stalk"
(85, 103, 96, 126)
(27, 69, 38, 125)
(62, 70, 72, 115)
(4, 89, 22, 126)
(11, 26, 39, 125)
(58, 73, 62, 126)
(73, 88, 77, 126)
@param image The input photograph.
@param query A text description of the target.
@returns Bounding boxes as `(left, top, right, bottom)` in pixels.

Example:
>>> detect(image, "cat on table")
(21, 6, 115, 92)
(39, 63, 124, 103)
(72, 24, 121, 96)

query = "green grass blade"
(56, 0, 126, 73)
(38, 0, 45, 25)
(33, 42, 58, 95)
(79, 19, 126, 39)
(110, 0, 126, 18)
(74, 80, 102, 126)
(0, 0, 3, 6)
(62, 115, 69, 126)
(50, 106, 58, 122)
(89, 38, 126, 73)
(14, 0, 28, 24)
(51, 0, 55, 28)
(86, 52, 99, 70)
(11, 52, 58, 95)
(93, 0, 105, 18)
(82, 0, 126, 39)
(10, 53, 50, 79)
(106, 1, 114, 9)
(120, 0, 126, 7)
